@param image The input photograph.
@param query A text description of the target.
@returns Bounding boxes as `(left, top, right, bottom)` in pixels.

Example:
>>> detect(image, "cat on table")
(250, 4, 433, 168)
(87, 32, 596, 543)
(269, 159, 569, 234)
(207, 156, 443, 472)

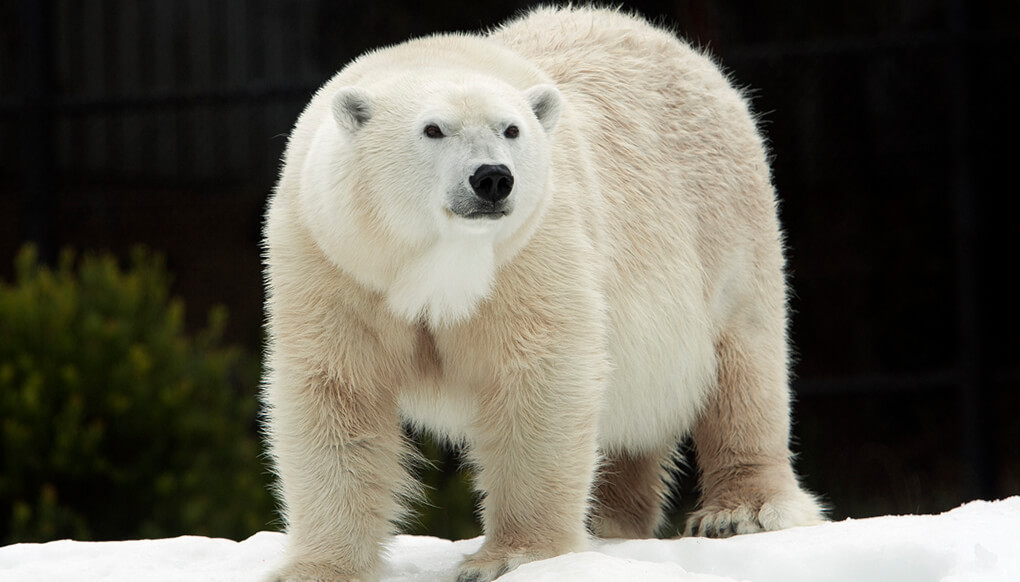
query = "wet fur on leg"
(591, 448, 679, 538)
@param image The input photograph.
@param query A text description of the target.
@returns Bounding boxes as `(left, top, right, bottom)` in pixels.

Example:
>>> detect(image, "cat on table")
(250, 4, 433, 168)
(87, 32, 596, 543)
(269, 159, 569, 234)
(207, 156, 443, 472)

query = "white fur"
(298, 74, 558, 327)
(387, 233, 497, 327)
(263, 7, 823, 582)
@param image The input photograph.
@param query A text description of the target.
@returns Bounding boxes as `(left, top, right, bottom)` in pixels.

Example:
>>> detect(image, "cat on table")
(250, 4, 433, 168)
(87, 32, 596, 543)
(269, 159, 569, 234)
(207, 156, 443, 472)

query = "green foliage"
(407, 434, 480, 541)
(0, 245, 274, 543)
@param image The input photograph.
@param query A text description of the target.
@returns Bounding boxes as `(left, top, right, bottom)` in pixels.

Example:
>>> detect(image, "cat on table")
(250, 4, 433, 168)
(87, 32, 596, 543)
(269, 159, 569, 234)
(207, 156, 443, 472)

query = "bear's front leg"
(455, 367, 601, 582)
(265, 368, 409, 582)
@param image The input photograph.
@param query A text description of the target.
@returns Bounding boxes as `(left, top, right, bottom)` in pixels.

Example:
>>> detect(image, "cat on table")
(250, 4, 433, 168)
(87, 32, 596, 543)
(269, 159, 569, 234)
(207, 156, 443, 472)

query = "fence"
(2, 0, 1015, 512)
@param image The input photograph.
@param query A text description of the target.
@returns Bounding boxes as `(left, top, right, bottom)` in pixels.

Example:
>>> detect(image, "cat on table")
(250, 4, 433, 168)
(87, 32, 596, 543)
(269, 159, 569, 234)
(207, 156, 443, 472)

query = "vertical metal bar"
(947, 0, 993, 501)
(19, 0, 55, 261)
(175, 0, 192, 180)
(152, 0, 175, 179)
(83, 0, 106, 175)
(226, 0, 249, 177)
(103, 0, 121, 177)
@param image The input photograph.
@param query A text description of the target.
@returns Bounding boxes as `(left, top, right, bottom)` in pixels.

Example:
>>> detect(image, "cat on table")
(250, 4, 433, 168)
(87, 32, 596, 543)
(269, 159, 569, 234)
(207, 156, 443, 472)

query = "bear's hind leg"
(686, 330, 823, 537)
(590, 447, 676, 539)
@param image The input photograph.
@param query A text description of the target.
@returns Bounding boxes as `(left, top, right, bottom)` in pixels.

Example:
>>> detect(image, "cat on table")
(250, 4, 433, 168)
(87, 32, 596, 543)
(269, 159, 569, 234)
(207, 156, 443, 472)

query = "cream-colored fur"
(262, 7, 823, 582)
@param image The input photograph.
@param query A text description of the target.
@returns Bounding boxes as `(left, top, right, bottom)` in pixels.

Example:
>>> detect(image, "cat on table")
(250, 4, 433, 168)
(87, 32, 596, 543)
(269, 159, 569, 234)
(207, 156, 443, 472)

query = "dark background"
(1, 0, 1017, 535)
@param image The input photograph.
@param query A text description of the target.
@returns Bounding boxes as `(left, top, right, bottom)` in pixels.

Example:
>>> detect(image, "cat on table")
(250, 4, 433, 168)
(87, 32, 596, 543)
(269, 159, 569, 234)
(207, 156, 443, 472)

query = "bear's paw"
(455, 547, 553, 582)
(685, 488, 825, 538)
(264, 561, 370, 582)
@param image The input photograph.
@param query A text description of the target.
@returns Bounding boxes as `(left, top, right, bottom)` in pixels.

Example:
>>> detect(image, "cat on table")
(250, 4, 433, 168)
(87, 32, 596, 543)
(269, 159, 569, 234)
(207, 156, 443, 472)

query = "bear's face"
(327, 78, 561, 246)
(300, 74, 562, 325)
(406, 82, 560, 227)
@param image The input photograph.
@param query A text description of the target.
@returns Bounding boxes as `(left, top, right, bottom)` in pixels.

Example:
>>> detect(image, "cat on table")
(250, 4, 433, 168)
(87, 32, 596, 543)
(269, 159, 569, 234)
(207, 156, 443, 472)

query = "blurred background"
(1, 0, 1017, 544)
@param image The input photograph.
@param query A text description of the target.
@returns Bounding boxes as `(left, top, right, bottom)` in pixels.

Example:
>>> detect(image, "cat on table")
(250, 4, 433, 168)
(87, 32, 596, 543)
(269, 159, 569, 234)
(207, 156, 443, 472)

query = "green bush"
(0, 245, 274, 543)
(407, 434, 480, 541)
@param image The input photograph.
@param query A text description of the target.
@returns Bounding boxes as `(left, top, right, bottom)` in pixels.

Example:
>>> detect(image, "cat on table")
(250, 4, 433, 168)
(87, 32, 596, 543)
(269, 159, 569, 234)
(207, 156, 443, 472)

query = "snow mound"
(1, 497, 1017, 582)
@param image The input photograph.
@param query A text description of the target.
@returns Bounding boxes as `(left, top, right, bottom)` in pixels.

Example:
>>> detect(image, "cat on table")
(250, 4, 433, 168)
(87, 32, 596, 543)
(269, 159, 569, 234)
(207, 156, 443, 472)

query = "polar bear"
(262, 6, 824, 582)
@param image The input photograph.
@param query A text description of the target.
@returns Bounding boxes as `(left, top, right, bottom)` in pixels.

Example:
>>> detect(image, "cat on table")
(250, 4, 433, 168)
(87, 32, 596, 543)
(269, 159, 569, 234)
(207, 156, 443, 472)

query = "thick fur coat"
(262, 7, 824, 582)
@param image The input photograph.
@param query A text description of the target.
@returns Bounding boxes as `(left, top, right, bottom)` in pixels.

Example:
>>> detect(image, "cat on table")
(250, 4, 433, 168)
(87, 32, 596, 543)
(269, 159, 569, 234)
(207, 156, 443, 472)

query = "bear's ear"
(525, 84, 562, 133)
(332, 87, 373, 133)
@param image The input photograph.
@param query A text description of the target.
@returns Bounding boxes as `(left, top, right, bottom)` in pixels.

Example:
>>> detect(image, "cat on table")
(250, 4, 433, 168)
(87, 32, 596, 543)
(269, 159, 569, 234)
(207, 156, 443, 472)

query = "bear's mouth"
(463, 210, 508, 220)
(446, 198, 512, 220)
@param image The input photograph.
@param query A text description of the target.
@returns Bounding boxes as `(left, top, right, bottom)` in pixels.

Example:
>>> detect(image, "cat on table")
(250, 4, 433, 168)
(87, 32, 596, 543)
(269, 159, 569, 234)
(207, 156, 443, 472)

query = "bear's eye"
(424, 124, 444, 139)
(504, 125, 520, 139)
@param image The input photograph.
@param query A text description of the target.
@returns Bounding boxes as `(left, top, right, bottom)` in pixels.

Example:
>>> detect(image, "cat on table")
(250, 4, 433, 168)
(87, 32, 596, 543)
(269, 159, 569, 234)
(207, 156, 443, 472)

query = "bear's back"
(492, 5, 780, 294)
(494, 6, 785, 450)
(491, 7, 723, 103)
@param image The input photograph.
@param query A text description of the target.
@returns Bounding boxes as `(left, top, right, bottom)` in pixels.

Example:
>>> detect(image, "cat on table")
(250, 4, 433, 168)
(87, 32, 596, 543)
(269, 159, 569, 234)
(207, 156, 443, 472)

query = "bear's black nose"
(469, 164, 514, 202)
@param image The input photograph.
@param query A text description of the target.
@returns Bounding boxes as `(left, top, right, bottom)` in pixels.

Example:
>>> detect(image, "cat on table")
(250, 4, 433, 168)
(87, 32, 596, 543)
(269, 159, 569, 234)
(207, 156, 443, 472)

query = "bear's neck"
(386, 234, 498, 329)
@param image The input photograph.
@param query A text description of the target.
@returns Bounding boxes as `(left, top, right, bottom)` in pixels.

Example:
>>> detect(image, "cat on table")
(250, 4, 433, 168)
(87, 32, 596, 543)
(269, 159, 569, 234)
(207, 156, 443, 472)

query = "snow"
(2, 498, 1018, 582)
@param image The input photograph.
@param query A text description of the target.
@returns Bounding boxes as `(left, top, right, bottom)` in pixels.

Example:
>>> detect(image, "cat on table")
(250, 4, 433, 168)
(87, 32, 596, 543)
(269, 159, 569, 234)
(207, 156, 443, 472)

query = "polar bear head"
(298, 72, 563, 326)
(328, 78, 562, 241)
